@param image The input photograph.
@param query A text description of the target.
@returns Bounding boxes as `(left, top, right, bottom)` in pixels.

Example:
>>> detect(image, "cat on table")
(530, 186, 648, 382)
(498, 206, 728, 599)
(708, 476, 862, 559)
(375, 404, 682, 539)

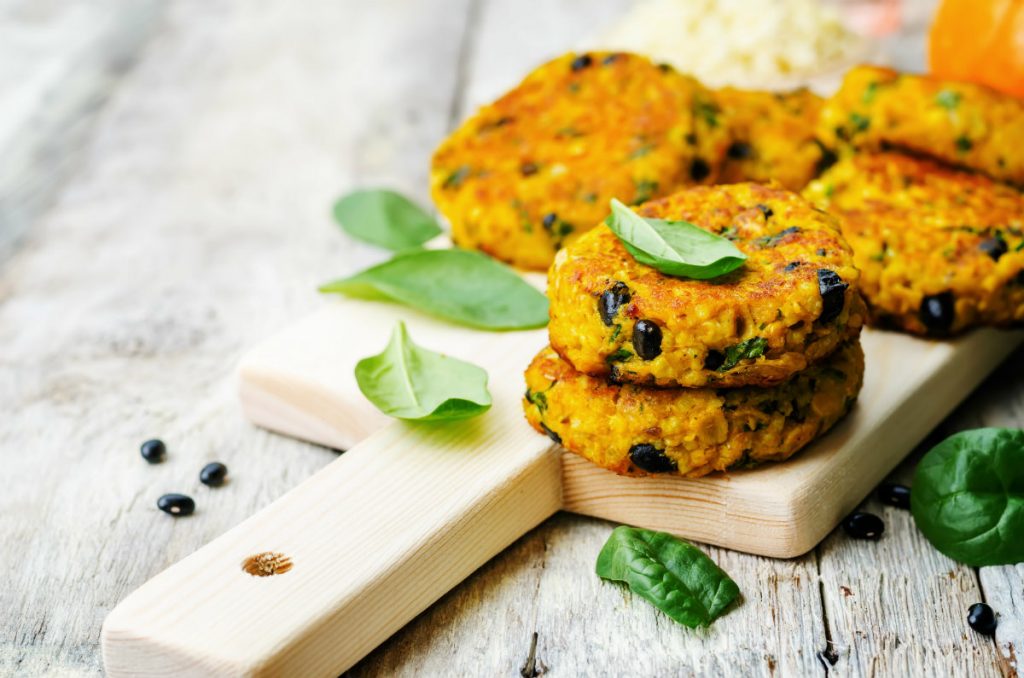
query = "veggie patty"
(548, 183, 865, 388)
(804, 152, 1024, 335)
(523, 339, 863, 478)
(430, 51, 728, 271)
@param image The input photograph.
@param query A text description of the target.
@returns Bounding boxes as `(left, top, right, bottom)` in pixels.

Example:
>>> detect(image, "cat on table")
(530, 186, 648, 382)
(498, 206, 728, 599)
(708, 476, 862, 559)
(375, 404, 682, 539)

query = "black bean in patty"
(570, 54, 593, 71)
(632, 320, 662, 360)
(919, 291, 955, 333)
(703, 350, 725, 371)
(598, 282, 630, 326)
(726, 141, 753, 160)
(979, 237, 1008, 261)
(689, 158, 710, 182)
(817, 269, 848, 323)
(628, 444, 677, 473)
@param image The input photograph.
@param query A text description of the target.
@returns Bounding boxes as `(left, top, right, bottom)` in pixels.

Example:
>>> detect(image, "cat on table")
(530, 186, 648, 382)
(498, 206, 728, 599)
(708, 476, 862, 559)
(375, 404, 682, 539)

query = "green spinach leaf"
(333, 189, 442, 251)
(719, 337, 768, 372)
(605, 199, 746, 279)
(911, 428, 1024, 566)
(595, 526, 740, 628)
(319, 248, 549, 330)
(355, 321, 491, 421)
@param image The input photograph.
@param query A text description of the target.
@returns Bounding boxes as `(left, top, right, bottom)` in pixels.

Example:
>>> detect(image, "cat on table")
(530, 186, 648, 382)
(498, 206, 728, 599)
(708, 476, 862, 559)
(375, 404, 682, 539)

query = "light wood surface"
(235, 295, 1022, 560)
(4, 0, 1023, 676)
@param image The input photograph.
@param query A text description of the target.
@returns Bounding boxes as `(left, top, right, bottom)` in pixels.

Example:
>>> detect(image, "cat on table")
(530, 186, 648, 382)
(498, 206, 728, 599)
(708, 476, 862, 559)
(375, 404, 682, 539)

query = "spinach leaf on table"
(604, 199, 746, 280)
(911, 428, 1024, 566)
(596, 526, 740, 628)
(333, 189, 442, 251)
(355, 321, 491, 421)
(319, 248, 549, 330)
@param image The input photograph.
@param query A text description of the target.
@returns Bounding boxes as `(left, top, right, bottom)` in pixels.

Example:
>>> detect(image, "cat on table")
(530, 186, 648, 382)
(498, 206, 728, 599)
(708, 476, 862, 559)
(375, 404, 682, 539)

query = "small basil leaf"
(333, 189, 442, 251)
(595, 526, 741, 628)
(911, 428, 1024, 566)
(355, 321, 491, 421)
(605, 199, 746, 279)
(319, 248, 549, 330)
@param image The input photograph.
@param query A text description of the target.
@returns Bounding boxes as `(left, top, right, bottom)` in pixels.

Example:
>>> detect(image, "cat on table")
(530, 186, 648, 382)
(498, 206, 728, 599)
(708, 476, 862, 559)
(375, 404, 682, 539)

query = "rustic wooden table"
(1, 1, 1021, 675)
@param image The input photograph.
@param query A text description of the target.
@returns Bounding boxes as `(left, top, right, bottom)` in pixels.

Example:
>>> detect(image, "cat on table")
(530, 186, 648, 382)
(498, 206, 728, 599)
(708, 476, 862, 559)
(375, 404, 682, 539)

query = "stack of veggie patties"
(523, 183, 867, 477)
(805, 66, 1024, 335)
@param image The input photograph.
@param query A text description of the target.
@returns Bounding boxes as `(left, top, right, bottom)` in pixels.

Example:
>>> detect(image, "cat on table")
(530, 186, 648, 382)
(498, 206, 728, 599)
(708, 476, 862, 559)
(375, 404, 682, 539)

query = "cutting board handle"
(101, 409, 561, 677)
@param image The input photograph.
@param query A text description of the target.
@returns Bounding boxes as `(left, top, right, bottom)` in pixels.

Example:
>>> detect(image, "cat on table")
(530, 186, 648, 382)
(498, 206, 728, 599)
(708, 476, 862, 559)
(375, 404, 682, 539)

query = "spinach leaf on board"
(911, 428, 1024, 566)
(333, 189, 442, 251)
(354, 321, 491, 421)
(604, 199, 746, 279)
(319, 248, 549, 330)
(595, 526, 741, 628)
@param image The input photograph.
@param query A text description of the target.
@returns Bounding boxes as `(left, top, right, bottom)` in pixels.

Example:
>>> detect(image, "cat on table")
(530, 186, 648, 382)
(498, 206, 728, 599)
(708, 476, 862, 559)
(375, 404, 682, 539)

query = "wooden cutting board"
(102, 293, 1023, 677)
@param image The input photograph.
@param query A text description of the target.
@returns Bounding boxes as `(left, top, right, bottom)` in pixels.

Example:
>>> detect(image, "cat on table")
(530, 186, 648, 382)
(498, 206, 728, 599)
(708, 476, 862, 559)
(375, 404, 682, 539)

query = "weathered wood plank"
(0, 0, 473, 674)
(931, 345, 1024, 677)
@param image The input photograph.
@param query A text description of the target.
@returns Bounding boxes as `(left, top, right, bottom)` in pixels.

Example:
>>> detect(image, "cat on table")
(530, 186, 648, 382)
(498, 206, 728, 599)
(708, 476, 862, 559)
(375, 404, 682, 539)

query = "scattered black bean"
(979, 237, 1008, 261)
(540, 423, 562, 445)
(200, 462, 229, 487)
(704, 350, 725, 371)
(632, 320, 663, 360)
(967, 603, 997, 636)
(842, 511, 884, 540)
(877, 482, 911, 509)
(520, 162, 539, 177)
(817, 269, 848, 323)
(814, 142, 838, 174)
(756, 203, 773, 219)
(628, 444, 677, 473)
(140, 439, 166, 464)
(598, 282, 631, 326)
(919, 291, 955, 333)
(570, 54, 593, 71)
(157, 493, 195, 517)
(726, 141, 753, 160)
(689, 158, 710, 182)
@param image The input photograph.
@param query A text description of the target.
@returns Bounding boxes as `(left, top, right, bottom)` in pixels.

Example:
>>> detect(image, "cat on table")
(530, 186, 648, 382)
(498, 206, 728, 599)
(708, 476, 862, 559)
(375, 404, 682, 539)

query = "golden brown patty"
(524, 340, 863, 478)
(817, 65, 1024, 186)
(803, 152, 1024, 335)
(547, 183, 865, 388)
(715, 87, 828, 190)
(430, 51, 729, 271)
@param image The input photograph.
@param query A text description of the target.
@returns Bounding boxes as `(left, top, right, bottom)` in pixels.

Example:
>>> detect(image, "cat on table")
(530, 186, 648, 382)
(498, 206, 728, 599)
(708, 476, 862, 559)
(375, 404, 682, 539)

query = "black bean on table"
(841, 511, 884, 540)
(598, 282, 631, 326)
(632, 320, 663, 360)
(967, 603, 998, 636)
(919, 291, 955, 333)
(817, 269, 848, 323)
(200, 462, 229, 487)
(140, 439, 166, 464)
(628, 444, 677, 473)
(877, 482, 911, 509)
(157, 493, 195, 517)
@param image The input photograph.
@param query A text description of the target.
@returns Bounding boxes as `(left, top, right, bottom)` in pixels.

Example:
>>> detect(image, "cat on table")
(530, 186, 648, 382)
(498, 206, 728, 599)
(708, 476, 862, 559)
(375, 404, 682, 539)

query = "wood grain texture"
(104, 363, 562, 677)
(3, 0, 1022, 676)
